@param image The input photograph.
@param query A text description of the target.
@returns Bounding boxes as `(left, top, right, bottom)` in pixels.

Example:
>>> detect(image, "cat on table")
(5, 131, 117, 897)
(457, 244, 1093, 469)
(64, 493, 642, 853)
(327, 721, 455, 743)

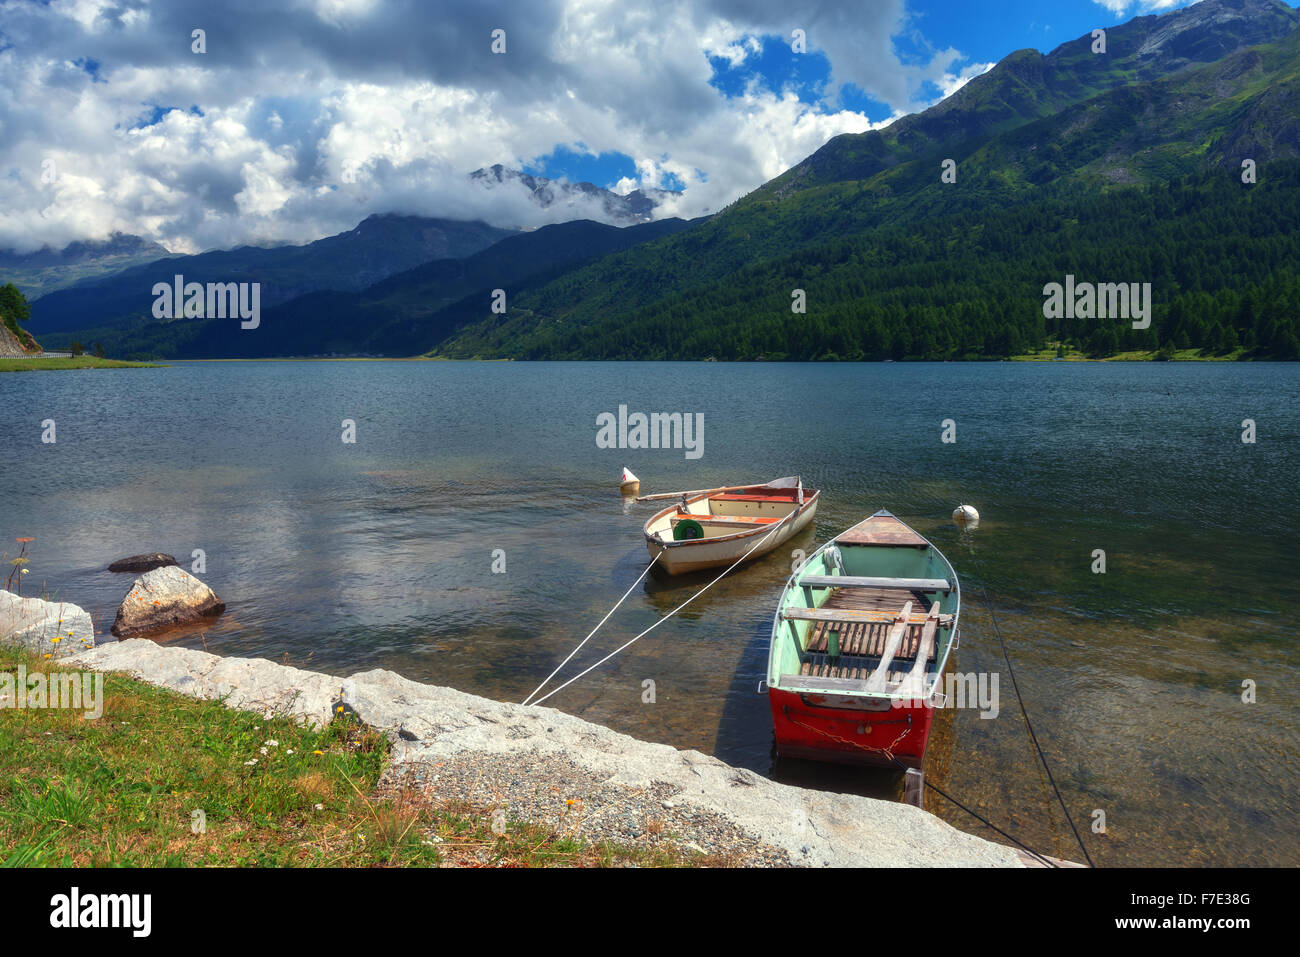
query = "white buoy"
(953, 504, 980, 527)
(620, 467, 640, 497)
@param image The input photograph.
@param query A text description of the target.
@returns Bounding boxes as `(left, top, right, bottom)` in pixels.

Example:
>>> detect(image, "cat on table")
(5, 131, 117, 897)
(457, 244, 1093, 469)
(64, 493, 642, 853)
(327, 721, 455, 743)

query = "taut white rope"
(526, 508, 799, 708)
(522, 552, 660, 705)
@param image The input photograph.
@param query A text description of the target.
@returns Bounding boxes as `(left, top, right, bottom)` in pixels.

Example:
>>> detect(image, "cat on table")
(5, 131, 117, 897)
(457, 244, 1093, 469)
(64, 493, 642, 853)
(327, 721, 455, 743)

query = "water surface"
(2, 360, 1296, 866)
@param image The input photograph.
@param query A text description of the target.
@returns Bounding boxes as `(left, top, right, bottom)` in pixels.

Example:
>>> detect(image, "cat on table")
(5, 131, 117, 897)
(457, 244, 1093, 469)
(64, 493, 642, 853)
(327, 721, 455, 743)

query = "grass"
(0, 356, 161, 372)
(0, 649, 716, 867)
(1010, 343, 1248, 362)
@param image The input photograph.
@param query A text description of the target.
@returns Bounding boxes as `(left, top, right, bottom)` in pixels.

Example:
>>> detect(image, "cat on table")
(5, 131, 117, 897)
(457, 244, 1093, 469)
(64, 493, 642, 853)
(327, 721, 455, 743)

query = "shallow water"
(2, 360, 1297, 865)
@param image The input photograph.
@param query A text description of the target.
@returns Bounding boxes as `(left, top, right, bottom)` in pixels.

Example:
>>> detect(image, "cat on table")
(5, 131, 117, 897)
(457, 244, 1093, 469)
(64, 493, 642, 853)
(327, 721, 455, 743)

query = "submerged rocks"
(111, 565, 224, 638)
(0, 590, 95, 658)
(108, 553, 178, 573)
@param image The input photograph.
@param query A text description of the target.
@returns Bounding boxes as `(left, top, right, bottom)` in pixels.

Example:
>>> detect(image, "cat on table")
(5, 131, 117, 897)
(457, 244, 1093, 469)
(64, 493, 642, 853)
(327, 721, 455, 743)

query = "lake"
(2, 359, 1297, 866)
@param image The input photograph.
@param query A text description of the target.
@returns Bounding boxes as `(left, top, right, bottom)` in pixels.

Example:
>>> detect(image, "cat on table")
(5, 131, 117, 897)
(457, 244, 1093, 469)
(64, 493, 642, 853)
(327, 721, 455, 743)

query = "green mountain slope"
(0, 234, 174, 300)
(26, 215, 517, 336)
(44, 217, 695, 359)
(431, 0, 1300, 361)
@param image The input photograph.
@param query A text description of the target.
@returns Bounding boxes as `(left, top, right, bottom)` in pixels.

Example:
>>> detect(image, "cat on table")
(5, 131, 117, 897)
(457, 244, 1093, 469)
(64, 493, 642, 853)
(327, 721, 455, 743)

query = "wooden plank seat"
(799, 659, 932, 681)
(783, 607, 954, 628)
(796, 599, 943, 690)
(670, 512, 781, 527)
(801, 618, 941, 660)
(798, 574, 951, 592)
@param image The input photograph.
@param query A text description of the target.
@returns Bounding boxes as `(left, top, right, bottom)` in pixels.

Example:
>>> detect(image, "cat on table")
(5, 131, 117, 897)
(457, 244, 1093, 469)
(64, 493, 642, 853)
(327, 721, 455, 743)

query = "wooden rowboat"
(766, 510, 960, 769)
(642, 477, 819, 575)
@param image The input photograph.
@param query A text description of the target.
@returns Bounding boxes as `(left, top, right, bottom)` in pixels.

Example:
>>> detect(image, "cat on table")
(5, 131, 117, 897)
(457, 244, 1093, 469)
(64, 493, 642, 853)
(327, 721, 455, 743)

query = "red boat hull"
(768, 687, 934, 769)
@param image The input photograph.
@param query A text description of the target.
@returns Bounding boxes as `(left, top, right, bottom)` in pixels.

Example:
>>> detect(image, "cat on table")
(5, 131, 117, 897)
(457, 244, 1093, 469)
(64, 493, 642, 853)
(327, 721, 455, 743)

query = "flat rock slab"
(0, 590, 96, 658)
(108, 553, 178, 573)
(341, 668, 1026, 868)
(111, 565, 224, 638)
(69, 639, 340, 726)
(65, 639, 1029, 868)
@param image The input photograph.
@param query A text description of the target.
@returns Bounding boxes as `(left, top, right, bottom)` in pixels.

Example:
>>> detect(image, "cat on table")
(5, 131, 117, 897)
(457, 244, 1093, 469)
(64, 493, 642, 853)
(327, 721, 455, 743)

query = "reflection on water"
(2, 360, 1297, 866)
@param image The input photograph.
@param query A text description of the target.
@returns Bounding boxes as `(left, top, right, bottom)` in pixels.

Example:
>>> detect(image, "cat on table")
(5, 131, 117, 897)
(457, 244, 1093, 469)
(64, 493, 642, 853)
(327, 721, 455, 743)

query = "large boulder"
(0, 590, 95, 658)
(111, 566, 225, 638)
(108, 553, 178, 573)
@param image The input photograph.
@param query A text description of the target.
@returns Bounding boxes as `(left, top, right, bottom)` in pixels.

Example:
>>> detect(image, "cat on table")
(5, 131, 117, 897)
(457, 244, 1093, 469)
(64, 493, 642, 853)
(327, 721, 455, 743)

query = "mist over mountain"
(0, 234, 173, 299)
(469, 165, 683, 225)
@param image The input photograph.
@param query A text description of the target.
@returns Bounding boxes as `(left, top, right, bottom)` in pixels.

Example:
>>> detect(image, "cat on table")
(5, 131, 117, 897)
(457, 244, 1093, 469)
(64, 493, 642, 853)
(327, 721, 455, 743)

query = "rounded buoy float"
(673, 518, 705, 541)
(953, 504, 980, 527)
(620, 467, 640, 497)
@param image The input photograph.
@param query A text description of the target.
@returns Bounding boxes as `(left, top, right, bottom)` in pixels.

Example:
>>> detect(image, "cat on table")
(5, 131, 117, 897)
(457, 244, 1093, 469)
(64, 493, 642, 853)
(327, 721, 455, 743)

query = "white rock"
(0, 590, 95, 658)
(62, 641, 1036, 868)
(111, 565, 225, 638)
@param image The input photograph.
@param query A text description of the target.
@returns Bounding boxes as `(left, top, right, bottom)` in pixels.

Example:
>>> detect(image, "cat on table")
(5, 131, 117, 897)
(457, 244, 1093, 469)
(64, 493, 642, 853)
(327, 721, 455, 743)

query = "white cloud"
(0, 0, 985, 253)
(1092, 0, 1193, 16)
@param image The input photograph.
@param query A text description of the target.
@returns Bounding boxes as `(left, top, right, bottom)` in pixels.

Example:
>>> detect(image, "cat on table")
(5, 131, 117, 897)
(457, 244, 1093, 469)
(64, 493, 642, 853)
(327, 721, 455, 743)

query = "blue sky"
(0, 0, 1260, 252)
(539, 1, 1207, 193)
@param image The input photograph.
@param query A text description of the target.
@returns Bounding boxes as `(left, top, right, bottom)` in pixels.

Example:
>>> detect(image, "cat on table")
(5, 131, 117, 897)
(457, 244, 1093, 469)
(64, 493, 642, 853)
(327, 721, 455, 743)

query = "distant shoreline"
(0, 356, 162, 373)
(5, 351, 1278, 369)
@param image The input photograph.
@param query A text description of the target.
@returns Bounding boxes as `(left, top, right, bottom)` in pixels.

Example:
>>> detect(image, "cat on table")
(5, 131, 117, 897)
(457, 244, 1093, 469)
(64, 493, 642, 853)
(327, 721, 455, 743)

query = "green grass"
(1010, 343, 1248, 362)
(0, 649, 720, 867)
(0, 356, 161, 372)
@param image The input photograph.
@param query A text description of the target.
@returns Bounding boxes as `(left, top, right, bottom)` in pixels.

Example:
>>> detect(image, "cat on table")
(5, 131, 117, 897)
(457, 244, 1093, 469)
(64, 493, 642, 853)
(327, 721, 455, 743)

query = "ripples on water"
(2, 360, 1297, 866)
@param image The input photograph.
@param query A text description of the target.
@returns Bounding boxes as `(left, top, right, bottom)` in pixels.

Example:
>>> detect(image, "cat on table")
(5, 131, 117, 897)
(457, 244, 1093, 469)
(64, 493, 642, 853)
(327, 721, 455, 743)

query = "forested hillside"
(433, 162, 1300, 361)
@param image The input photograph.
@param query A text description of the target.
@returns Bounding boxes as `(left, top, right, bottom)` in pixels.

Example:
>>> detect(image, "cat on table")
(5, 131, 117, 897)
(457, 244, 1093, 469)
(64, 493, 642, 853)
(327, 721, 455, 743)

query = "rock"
(111, 565, 224, 638)
(62, 642, 1041, 867)
(108, 553, 178, 573)
(68, 639, 339, 726)
(0, 590, 95, 658)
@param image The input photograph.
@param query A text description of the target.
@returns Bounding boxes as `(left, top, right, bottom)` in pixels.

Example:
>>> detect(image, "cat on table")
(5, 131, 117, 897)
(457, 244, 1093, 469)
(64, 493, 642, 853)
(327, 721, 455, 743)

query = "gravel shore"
(380, 749, 791, 866)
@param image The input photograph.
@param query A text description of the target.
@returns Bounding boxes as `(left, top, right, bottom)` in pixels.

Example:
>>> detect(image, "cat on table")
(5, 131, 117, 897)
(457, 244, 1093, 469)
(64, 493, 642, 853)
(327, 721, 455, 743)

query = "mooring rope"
(968, 552, 1096, 868)
(522, 552, 660, 706)
(787, 708, 1060, 867)
(525, 508, 800, 708)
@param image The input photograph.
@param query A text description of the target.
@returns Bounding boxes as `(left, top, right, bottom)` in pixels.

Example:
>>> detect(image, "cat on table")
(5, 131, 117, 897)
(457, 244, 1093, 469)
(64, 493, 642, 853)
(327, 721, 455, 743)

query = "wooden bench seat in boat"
(782, 607, 954, 627)
(797, 574, 951, 592)
(670, 512, 782, 528)
(795, 600, 943, 691)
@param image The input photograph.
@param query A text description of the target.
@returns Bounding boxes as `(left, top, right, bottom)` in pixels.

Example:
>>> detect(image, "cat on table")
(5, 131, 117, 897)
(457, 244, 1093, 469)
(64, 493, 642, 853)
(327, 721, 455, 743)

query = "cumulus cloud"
(0, 0, 988, 253)
(1091, 0, 1194, 15)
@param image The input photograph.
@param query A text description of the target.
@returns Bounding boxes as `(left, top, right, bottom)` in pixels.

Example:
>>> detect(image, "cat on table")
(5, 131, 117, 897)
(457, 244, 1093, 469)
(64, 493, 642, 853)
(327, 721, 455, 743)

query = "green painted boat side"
(766, 510, 962, 703)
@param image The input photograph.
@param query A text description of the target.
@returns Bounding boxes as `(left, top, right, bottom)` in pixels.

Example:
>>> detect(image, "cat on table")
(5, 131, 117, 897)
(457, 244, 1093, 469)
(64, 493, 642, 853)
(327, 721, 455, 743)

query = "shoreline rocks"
(108, 552, 178, 573)
(111, 565, 225, 638)
(0, 590, 95, 658)
(65, 639, 1034, 868)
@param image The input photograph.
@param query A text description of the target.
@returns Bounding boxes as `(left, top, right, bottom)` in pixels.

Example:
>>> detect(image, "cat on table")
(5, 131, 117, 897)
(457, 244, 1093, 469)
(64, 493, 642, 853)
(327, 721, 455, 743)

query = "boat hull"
(768, 687, 933, 769)
(645, 498, 817, 574)
(765, 510, 960, 772)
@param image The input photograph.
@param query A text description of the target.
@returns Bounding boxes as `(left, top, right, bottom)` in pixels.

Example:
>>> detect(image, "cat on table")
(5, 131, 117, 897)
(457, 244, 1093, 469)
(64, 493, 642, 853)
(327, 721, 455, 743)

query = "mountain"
(470, 165, 681, 224)
(428, 0, 1300, 361)
(25, 215, 517, 336)
(0, 233, 173, 299)
(42, 217, 696, 359)
(769, 0, 1300, 197)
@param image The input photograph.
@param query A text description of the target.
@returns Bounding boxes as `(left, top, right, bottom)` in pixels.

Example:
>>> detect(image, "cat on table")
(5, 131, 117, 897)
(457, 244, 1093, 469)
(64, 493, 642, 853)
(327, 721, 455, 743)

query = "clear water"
(2, 360, 1296, 865)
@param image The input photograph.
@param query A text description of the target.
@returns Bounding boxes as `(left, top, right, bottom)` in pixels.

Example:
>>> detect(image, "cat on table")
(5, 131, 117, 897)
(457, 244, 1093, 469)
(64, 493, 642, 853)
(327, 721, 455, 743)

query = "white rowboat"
(642, 477, 819, 575)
